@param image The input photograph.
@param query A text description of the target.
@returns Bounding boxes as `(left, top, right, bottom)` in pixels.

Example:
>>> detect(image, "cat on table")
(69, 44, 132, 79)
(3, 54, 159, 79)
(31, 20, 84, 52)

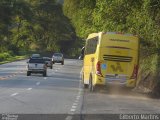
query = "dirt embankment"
(136, 52, 160, 98)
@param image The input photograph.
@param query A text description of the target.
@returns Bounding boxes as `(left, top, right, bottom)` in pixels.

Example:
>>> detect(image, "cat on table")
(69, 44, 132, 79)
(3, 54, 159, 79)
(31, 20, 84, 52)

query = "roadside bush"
(0, 52, 12, 62)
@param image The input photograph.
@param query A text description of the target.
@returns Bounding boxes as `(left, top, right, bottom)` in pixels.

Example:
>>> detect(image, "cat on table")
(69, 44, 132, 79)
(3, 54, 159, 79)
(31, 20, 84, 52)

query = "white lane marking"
(65, 116, 72, 120)
(75, 99, 79, 103)
(55, 70, 58, 71)
(73, 103, 78, 106)
(27, 88, 32, 90)
(36, 82, 40, 85)
(72, 106, 77, 109)
(11, 93, 19, 97)
(44, 77, 47, 79)
(70, 109, 75, 112)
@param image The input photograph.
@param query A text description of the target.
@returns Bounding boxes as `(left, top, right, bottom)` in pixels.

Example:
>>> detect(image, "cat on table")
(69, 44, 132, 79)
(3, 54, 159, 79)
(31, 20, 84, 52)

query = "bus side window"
(85, 37, 98, 55)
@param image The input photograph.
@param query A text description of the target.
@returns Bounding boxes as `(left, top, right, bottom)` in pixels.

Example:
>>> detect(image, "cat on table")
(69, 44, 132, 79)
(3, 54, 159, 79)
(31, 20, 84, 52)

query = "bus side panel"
(83, 54, 94, 85)
(83, 35, 99, 85)
(83, 55, 90, 84)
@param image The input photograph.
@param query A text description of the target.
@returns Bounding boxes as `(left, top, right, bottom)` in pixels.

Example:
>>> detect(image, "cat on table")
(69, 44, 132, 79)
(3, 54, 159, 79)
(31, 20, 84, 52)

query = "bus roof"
(103, 32, 137, 37)
(87, 33, 98, 39)
(86, 32, 138, 40)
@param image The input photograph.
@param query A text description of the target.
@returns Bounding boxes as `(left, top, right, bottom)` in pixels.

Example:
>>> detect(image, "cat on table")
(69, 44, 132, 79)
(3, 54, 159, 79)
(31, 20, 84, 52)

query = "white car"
(52, 53, 64, 65)
(27, 58, 47, 76)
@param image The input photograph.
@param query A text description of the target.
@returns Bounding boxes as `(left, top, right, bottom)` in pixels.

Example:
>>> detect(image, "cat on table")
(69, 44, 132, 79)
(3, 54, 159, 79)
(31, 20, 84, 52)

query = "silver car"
(27, 58, 47, 77)
(52, 53, 64, 65)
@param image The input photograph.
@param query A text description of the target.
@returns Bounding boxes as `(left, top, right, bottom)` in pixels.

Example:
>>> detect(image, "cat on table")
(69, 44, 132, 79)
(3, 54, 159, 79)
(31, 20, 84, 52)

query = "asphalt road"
(0, 59, 159, 120)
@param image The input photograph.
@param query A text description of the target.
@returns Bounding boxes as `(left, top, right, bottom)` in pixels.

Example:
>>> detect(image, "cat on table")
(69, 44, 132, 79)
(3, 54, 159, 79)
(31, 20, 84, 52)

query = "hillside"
(0, 0, 80, 57)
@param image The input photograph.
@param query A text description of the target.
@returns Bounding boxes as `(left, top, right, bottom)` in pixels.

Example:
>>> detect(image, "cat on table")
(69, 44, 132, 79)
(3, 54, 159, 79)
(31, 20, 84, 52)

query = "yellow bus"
(82, 32, 139, 91)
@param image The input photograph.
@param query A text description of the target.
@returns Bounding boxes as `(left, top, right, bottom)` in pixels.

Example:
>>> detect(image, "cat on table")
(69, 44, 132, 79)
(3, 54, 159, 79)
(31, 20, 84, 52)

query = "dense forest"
(0, 0, 80, 56)
(63, 0, 160, 96)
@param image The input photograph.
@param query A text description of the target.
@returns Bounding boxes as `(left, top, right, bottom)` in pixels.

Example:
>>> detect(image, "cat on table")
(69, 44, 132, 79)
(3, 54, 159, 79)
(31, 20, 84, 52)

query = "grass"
(140, 54, 158, 74)
(0, 53, 28, 65)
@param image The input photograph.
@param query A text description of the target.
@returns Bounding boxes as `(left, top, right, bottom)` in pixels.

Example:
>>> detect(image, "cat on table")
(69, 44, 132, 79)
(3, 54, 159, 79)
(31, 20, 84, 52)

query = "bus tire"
(84, 84, 88, 89)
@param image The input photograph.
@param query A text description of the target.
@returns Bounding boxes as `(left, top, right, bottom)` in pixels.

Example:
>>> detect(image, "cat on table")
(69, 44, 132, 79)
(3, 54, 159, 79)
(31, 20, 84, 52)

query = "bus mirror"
(79, 47, 85, 60)
(79, 54, 84, 60)
(81, 47, 85, 55)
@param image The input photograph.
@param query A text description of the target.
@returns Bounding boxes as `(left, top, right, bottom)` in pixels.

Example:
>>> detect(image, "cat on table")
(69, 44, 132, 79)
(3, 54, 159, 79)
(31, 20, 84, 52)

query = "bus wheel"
(84, 84, 88, 89)
(89, 75, 94, 92)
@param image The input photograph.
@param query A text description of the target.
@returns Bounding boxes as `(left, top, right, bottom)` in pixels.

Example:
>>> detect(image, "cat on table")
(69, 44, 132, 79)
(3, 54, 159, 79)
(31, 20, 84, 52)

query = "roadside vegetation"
(0, 52, 27, 64)
(63, 0, 160, 97)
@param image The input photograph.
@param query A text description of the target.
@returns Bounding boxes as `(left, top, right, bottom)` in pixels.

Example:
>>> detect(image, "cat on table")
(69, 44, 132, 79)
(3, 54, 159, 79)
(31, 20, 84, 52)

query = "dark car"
(43, 57, 53, 69)
(30, 54, 41, 59)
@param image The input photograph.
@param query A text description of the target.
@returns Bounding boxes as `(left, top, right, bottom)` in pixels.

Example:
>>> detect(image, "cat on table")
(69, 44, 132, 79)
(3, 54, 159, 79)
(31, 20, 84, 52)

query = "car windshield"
(31, 54, 40, 58)
(53, 53, 62, 57)
(29, 59, 45, 63)
(43, 57, 51, 61)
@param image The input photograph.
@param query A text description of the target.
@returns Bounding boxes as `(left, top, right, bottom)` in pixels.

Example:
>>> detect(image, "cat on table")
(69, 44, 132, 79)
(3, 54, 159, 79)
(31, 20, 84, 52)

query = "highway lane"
(0, 60, 26, 79)
(0, 59, 83, 120)
(0, 59, 160, 120)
